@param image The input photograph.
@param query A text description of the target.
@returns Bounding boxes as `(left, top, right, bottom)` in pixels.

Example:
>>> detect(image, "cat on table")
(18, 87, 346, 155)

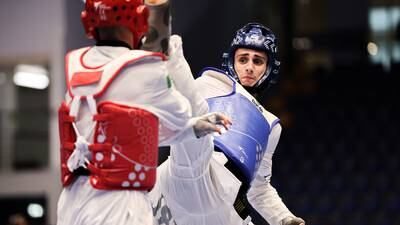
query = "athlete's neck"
(96, 40, 133, 50)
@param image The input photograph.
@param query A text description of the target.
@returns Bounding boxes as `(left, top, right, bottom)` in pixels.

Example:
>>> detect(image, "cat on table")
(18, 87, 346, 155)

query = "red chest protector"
(58, 47, 166, 191)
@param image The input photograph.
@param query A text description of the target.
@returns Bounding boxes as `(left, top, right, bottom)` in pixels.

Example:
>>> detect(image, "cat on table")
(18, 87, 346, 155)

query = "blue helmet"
(222, 23, 280, 91)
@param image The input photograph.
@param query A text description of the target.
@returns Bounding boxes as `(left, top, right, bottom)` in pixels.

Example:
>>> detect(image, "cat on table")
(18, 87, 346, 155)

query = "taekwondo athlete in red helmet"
(56, 1, 231, 225)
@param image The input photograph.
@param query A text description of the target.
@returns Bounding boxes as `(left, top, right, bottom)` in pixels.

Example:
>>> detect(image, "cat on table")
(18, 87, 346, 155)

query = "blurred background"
(0, 0, 399, 224)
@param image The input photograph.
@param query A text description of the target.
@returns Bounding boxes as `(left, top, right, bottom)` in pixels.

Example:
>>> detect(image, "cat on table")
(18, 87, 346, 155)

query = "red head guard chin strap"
(81, 0, 149, 49)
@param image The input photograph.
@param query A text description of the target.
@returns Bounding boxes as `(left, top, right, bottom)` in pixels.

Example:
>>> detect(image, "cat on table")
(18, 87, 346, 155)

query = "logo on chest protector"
(251, 98, 263, 113)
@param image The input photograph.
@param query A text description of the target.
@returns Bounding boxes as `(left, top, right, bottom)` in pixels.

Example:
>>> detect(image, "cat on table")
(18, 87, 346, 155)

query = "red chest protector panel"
(58, 47, 165, 190)
(93, 102, 159, 190)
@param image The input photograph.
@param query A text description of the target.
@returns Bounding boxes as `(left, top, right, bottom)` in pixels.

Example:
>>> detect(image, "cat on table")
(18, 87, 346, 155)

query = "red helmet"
(81, 0, 149, 48)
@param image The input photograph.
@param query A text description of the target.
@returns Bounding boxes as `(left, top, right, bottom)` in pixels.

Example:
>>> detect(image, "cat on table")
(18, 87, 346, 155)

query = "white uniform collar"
(82, 46, 131, 67)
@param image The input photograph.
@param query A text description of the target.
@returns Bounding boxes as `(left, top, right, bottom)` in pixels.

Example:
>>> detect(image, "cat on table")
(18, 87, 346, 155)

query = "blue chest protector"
(202, 68, 273, 185)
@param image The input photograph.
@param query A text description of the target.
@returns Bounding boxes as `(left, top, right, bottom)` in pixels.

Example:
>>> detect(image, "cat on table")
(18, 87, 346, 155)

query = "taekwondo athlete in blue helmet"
(195, 23, 306, 225)
(149, 22, 305, 225)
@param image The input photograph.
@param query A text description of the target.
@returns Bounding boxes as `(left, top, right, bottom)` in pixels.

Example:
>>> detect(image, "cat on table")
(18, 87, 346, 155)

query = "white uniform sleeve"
(165, 35, 212, 168)
(247, 124, 295, 225)
(107, 59, 197, 146)
(144, 65, 198, 146)
(167, 35, 208, 117)
(151, 74, 197, 146)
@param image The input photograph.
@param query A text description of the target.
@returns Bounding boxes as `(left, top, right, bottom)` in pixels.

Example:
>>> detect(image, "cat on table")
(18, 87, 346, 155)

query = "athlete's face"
(234, 48, 267, 87)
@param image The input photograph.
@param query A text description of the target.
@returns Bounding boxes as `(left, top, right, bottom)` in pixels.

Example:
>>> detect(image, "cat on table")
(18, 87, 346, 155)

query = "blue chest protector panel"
(203, 69, 271, 185)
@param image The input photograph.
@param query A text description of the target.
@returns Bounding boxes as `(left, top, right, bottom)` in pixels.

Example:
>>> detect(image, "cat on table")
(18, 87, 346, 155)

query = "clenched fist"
(281, 217, 305, 225)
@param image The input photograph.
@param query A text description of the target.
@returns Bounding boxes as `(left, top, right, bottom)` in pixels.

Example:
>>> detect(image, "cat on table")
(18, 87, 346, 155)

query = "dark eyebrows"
(253, 54, 267, 61)
(252, 56, 267, 65)
(235, 53, 250, 58)
(236, 53, 266, 60)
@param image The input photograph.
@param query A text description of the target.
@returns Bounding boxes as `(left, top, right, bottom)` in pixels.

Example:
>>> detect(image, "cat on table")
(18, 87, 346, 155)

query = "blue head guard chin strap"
(222, 23, 281, 92)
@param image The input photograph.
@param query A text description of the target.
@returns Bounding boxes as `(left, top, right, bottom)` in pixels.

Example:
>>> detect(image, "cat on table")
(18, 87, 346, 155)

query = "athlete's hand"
(168, 35, 184, 60)
(281, 217, 305, 225)
(193, 112, 232, 138)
